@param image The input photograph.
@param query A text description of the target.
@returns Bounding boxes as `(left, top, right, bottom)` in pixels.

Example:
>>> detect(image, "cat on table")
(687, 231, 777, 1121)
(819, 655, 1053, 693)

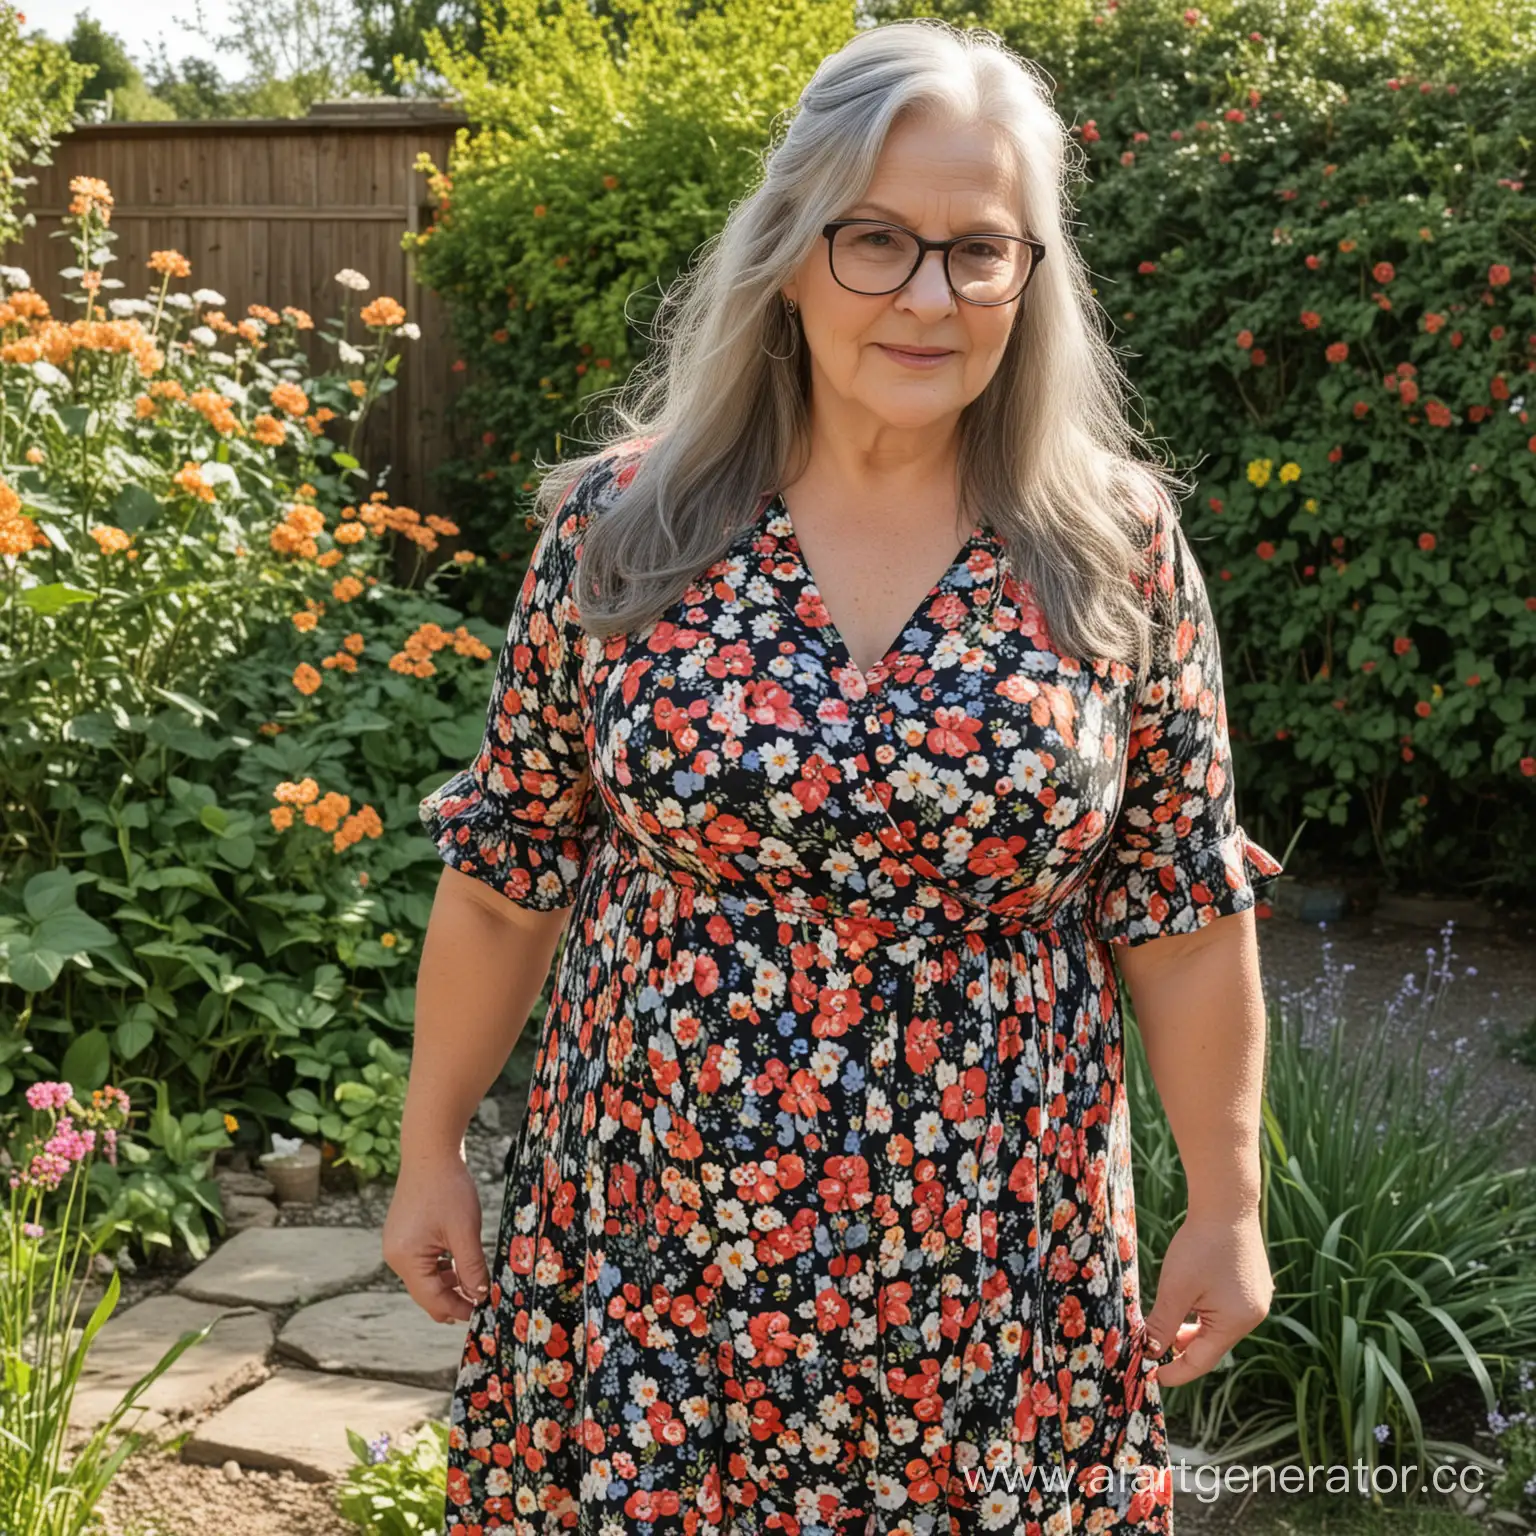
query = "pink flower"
(26, 1081, 73, 1112)
(21, 1223, 44, 1240)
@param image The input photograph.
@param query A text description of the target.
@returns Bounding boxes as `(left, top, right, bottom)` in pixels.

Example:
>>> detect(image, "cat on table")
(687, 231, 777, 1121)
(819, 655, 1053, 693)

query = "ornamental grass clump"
(1128, 922, 1536, 1499)
(1, 1080, 213, 1535)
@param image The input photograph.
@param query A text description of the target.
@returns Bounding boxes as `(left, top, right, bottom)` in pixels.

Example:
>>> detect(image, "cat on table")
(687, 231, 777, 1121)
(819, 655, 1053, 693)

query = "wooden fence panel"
(5, 104, 473, 530)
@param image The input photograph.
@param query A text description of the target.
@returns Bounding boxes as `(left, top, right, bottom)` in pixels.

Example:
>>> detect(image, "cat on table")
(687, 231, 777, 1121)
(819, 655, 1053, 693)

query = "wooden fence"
(6, 100, 472, 529)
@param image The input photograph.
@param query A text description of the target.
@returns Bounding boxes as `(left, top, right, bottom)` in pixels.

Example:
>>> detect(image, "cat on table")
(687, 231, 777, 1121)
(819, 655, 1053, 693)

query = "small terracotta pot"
(260, 1142, 322, 1204)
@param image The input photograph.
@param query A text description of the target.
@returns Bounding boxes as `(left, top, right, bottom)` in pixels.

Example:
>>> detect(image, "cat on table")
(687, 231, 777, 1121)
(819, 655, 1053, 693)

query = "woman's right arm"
(384, 864, 571, 1323)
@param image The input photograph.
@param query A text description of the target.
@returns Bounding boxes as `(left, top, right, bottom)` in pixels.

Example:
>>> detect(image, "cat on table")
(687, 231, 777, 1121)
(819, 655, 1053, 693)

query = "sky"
(18, 0, 240, 72)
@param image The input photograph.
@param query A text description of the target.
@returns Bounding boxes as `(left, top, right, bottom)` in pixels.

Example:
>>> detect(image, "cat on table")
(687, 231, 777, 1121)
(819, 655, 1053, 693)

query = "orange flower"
(269, 382, 310, 416)
(173, 462, 216, 503)
(89, 525, 132, 555)
(252, 413, 287, 446)
(68, 175, 114, 223)
(248, 304, 282, 325)
(269, 805, 295, 830)
(190, 388, 241, 435)
(359, 296, 406, 328)
(348, 379, 367, 398)
(292, 611, 319, 632)
(282, 306, 315, 329)
(304, 791, 351, 832)
(331, 575, 364, 602)
(0, 478, 49, 557)
(273, 778, 320, 806)
(292, 663, 322, 696)
(147, 249, 191, 278)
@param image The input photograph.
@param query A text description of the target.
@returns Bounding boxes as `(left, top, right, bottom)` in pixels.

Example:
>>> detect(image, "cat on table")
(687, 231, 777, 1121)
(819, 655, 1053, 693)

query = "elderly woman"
(386, 18, 1280, 1536)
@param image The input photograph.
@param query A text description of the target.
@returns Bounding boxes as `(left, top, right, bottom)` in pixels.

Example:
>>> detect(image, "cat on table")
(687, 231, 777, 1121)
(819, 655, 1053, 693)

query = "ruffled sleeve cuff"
(1095, 824, 1284, 948)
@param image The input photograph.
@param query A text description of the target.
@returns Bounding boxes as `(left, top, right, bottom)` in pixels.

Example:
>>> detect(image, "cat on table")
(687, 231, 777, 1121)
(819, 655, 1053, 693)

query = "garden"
(1, 0, 1534, 1532)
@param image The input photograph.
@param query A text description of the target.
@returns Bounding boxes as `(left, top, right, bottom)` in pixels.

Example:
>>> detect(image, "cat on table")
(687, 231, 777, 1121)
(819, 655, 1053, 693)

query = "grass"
(1174, 1488, 1491, 1532)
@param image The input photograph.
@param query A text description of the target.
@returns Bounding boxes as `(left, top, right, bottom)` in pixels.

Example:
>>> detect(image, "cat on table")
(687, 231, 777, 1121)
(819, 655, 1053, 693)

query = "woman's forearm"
(1114, 910, 1268, 1218)
(400, 865, 570, 1167)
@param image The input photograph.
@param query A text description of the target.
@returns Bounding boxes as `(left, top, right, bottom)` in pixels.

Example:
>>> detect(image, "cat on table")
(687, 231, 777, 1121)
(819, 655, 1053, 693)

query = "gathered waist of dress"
(580, 821, 1101, 955)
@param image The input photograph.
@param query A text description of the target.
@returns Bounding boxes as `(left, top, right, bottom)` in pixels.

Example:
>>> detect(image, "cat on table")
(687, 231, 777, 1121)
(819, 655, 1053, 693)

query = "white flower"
(397, 321, 421, 340)
(188, 325, 218, 348)
(198, 461, 239, 489)
(0, 264, 32, 291)
(269, 1133, 304, 1159)
(337, 340, 365, 365)
(32, 361, 70, 390)
(164, 292, 194, 311)
(191, 287, 225, 306)
(334, 268, 371, 292)
(108, 297, 154, 317)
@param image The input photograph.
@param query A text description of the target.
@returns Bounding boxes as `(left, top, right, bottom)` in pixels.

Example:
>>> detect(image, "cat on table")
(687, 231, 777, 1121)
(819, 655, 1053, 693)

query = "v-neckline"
(764, 491, 993, 691)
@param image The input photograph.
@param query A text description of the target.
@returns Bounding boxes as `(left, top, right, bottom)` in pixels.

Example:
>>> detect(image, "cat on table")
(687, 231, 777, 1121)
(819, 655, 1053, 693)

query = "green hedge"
(411, 0, 1535, 897)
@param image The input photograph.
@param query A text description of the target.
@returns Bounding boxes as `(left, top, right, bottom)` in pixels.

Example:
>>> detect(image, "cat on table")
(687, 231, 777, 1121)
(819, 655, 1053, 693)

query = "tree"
(354, 0, 484, 95)
(65, 16, 137, 102)
(184, 0, 379, 116)
(139, 47, 243, 121)
(1, 10, 93, 247)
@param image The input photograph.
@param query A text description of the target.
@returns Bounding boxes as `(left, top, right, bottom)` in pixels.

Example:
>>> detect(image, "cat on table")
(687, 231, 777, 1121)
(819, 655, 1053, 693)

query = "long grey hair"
(532, 17, 1192, 679)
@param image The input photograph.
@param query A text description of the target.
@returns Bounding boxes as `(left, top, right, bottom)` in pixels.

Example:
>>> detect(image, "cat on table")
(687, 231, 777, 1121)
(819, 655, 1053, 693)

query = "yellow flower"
(380, 932, 398, 948)
(223, 1113, 239, 1134)
(1279, 461, 1301, 483)
(1246, 458, 1273, 488)
(1304, 497, 1319, 513)
(1431, 683, 1444, 701)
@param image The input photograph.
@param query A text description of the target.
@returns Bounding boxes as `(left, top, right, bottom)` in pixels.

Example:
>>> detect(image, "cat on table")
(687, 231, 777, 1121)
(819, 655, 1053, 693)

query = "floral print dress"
(418, 446, 1282, 1536)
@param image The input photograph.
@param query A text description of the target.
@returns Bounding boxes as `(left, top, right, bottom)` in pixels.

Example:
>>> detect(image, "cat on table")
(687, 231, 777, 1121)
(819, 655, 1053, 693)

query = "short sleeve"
(1093, 480, 1284, 947)
(417, 459, 618, 911)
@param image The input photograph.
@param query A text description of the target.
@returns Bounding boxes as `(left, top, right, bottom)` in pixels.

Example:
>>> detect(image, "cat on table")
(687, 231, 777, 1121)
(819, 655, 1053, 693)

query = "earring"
(761, 297, 800, 361)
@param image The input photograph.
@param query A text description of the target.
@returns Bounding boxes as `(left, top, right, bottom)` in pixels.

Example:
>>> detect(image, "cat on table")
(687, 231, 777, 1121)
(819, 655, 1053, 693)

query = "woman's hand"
(1140, 1206, 1272, 1388)
(383, 1149, 491, 1324)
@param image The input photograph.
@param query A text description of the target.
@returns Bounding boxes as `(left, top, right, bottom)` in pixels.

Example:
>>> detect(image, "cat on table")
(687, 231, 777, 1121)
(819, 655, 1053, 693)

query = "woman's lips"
(877, 344, 955, 368)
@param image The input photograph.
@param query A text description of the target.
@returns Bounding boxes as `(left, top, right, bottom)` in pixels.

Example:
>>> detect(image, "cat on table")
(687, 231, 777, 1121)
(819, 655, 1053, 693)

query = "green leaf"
(114, 1015, 157, 1060)
(62, 1028, 112, 1090)
(25, 867, 79, 921)
(331, 451, 361, 470)
(33, 910, 116, 956)
(10, 944, 66, 992)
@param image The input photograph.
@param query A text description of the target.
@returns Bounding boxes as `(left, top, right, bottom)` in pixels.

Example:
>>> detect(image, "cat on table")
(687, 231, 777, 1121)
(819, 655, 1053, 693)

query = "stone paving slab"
(184, 1368, 449, 1481)
(68, 1295, 275, 1432)
(176, 1226, 384, 1310)
(276, 1292, 467, 1390)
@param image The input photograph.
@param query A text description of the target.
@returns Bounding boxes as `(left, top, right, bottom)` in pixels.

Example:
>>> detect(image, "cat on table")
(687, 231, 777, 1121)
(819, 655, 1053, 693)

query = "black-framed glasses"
(821, 219, 1046, 306)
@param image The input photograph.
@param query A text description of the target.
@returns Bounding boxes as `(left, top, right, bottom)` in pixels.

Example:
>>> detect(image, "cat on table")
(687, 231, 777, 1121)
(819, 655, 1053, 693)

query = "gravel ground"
(80, 906, 1535, 1535)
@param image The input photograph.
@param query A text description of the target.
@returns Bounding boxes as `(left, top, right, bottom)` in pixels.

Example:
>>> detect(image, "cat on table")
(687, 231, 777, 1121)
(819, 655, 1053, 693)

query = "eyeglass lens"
(829, 222, 1032, 303)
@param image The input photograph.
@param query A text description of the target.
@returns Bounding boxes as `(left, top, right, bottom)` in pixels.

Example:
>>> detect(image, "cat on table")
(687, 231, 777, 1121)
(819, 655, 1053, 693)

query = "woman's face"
(782, 114, 1027, 435)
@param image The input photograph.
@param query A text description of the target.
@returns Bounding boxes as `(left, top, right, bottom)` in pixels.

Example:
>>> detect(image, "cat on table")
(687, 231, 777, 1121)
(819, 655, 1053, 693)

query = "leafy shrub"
(0, 178, 500, 1229)
(337, 1420, 451, 1535)
(0, 7, 93, 249)
(1127, 924, 1536, 1486)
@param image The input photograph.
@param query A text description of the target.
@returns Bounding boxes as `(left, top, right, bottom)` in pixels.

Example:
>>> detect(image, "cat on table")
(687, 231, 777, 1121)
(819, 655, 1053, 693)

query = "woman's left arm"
(1114, 910, 1274, 1386)
(1091, 475, 1285, 1385)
